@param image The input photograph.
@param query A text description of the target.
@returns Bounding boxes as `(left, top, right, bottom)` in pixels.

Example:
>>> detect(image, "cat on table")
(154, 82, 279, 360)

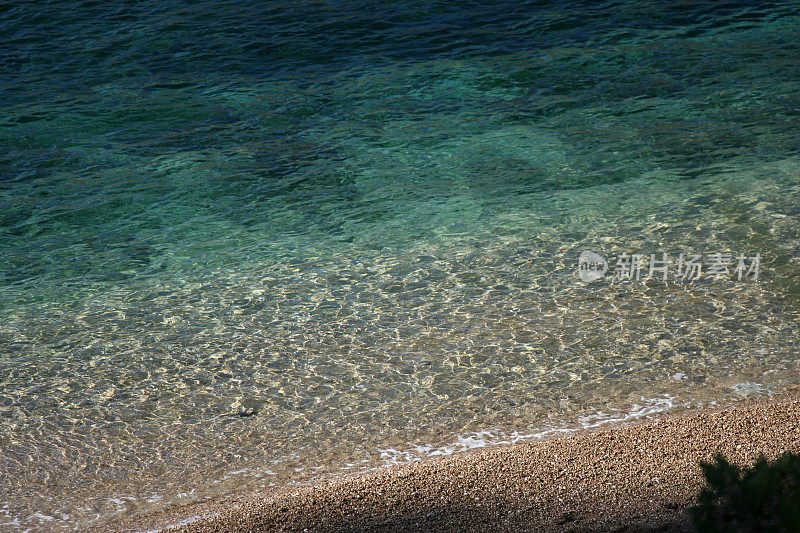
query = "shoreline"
(115, 386, 800, 532)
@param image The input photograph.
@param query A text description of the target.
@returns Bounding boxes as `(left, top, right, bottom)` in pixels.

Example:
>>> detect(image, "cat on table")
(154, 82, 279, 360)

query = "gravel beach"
(117, 388, 800, 533)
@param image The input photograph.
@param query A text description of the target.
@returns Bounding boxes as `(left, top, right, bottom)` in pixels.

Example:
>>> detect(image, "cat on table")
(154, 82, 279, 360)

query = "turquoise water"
(2, 1, 800, 529)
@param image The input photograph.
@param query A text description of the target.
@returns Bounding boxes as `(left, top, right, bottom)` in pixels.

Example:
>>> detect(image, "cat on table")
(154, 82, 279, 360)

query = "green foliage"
(691, 451, 800, 532)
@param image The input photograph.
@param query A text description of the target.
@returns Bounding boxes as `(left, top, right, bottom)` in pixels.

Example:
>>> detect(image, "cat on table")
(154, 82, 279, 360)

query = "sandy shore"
(121, 389, 800, 533)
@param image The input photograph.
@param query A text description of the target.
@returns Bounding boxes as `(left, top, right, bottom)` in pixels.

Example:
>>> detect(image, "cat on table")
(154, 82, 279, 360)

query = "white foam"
(379, 396, 678, 465)
(732, 381, 766, 395)
(136, 513, 208, 533)
(27, 512, 54, 522)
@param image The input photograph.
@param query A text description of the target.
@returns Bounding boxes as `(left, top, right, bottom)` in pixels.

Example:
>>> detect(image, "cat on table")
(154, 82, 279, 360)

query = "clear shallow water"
(1, 0, 800, 529)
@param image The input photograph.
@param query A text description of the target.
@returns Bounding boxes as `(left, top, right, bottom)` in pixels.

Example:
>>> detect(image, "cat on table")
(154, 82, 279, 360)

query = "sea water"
(1, 0, 800, 529)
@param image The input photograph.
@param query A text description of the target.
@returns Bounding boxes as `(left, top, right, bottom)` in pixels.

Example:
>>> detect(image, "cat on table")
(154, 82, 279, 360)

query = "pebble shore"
(125, 390, 800, 532)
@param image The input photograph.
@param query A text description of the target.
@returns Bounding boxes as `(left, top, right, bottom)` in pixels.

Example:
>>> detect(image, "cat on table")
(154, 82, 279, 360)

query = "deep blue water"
(2, 1, 800, 529)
